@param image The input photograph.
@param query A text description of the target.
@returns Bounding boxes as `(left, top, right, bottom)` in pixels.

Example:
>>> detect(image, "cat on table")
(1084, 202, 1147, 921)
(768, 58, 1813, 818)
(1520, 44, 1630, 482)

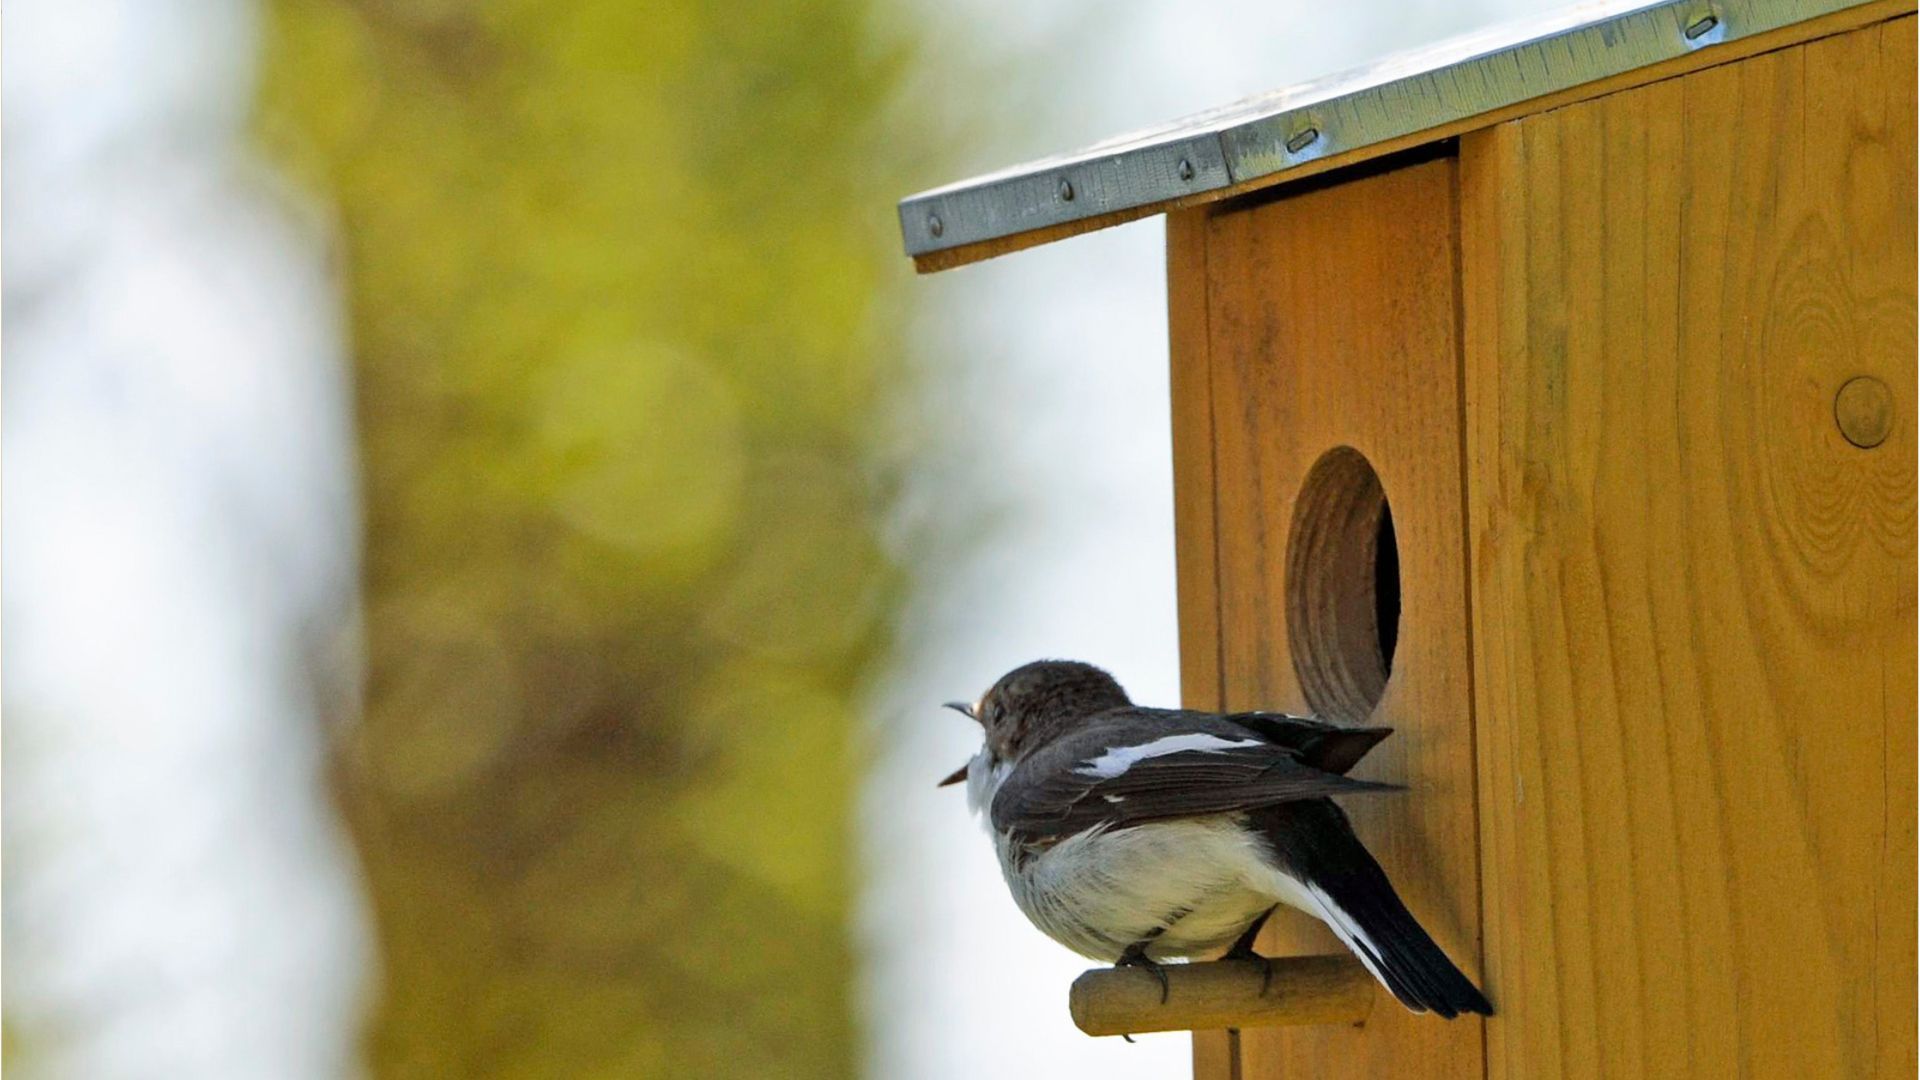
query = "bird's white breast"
(966, 750, 1290, 961)
(964, 749, 1009, 817)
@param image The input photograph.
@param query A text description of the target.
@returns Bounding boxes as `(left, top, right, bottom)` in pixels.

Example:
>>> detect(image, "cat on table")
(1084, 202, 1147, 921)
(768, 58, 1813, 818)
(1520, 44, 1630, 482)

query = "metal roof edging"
(898, 0, 1883, 259)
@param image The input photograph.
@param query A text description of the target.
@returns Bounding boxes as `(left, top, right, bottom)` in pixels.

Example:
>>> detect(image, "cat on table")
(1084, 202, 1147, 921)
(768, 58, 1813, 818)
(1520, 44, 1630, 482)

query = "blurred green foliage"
(256, 2, 924, 1074)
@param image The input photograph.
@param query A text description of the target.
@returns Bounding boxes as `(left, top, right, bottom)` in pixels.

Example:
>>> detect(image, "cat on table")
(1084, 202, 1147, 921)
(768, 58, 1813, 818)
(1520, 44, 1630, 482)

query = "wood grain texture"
(1167, 206, 1243, 1080)
(1070, 955, 1374, 1037)
(1169, 207, 1222, 720)
(911, 0, 1915, 274)
(1203, 157, 1486, 1079)
(1460, 18, 1917, 1079)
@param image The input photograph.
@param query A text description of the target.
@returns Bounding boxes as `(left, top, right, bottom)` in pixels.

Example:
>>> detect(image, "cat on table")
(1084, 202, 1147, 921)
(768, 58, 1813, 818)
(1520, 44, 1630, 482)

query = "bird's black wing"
(990, 714, 1399, 844)
(1216, 711, 1393, 775)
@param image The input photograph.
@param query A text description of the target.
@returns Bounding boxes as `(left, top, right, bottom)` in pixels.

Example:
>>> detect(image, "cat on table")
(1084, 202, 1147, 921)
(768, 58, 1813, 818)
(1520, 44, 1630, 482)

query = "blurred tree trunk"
(255, 3, 923, 1074)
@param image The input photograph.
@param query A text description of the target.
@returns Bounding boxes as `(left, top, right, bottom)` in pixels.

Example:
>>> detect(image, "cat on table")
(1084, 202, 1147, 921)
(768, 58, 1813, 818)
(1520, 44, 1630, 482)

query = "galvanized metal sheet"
(898, 0, 1878, 258)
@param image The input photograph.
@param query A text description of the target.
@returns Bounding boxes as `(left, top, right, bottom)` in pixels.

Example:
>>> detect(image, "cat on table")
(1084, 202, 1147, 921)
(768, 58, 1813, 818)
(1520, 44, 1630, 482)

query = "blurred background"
(4, 0, 1543, 1076)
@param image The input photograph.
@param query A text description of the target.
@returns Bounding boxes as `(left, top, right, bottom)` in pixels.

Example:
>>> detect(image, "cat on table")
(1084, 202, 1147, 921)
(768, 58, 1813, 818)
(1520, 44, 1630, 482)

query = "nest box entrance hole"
(1285, 446, 1401, 723)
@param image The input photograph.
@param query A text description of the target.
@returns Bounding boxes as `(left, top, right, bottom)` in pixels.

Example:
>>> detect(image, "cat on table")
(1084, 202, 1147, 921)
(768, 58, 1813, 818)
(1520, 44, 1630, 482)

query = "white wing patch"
(1073, 734, 1265, 779)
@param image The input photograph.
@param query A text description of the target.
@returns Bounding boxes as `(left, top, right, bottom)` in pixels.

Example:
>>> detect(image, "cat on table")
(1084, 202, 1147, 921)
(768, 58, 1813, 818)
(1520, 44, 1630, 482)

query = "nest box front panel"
(1169, 155, 1485, 1080)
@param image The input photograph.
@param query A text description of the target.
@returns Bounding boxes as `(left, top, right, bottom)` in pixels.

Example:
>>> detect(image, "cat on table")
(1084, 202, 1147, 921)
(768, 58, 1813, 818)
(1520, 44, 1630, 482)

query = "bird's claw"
(1223, 905, 1277, 995)
(1247, 954, 1276, 996)
(1223, 944, 1275, 996)
(1115, 944, 1171, 1005)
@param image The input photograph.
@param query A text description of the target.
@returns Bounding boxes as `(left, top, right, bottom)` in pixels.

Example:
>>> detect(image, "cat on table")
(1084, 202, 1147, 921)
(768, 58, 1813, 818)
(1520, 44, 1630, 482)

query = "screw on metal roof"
(897, 0, 1882, 261)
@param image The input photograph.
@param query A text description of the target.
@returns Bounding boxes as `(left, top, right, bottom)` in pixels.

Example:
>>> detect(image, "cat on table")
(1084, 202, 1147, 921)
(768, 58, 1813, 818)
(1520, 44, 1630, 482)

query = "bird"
(939, 658, 1491, 1018)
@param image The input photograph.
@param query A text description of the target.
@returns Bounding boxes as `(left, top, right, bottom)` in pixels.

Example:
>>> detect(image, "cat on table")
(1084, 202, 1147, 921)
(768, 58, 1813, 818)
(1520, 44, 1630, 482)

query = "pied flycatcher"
(941, 659, 1491, 1018)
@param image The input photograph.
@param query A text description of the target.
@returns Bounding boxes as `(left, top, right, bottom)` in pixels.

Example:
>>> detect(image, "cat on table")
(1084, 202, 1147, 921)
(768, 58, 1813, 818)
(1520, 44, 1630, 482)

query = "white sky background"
(2, 0, 372, 1075)
(863, 2, 1551, 1077)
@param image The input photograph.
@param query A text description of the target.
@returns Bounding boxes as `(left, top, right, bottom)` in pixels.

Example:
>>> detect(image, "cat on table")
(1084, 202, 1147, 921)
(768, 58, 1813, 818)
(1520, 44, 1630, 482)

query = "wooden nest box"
(899, 0, 1916, 1076)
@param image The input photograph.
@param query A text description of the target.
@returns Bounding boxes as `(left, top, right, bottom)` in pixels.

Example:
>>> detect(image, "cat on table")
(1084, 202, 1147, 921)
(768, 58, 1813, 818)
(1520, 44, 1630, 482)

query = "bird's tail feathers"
(1301, 872, 1491, 1018)
(1258, 802, 1492, 1019)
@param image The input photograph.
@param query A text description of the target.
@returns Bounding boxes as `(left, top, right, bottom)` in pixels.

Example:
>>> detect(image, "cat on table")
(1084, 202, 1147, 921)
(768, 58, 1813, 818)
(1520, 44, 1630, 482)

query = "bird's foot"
(1224, 905, 1278, 995)
(1115, 941, 1171, 1005)
(1222, 942, 1276, 996)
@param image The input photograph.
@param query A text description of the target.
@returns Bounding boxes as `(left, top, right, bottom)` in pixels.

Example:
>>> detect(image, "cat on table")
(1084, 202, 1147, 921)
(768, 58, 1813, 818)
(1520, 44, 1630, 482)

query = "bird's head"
(938, 659, 1131, 787)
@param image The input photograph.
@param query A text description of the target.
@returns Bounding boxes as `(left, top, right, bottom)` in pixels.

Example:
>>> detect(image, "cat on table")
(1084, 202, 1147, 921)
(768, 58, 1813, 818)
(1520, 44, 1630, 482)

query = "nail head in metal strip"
(898, 0, 1866, 259)
(1285, 127, 1321, 154)
(1058, 179, 1075, 201)
(927, 213, 943, 238)
(1177, 158, 1195, 181)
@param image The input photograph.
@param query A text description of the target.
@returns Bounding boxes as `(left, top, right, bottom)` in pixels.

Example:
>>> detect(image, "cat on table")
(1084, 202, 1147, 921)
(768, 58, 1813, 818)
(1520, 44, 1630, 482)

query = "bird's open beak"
(939, 701, 977, 787)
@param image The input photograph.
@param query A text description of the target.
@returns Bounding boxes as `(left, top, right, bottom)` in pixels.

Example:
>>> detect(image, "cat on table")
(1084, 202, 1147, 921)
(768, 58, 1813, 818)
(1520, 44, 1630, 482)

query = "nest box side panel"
(1191, 156, 1486, 1080)
(1461, 17, 1916, 1079)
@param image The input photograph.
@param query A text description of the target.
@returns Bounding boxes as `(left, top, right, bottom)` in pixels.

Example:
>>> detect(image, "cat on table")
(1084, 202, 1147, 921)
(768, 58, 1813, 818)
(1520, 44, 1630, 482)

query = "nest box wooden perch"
(1069, 955, 1375, 1037)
